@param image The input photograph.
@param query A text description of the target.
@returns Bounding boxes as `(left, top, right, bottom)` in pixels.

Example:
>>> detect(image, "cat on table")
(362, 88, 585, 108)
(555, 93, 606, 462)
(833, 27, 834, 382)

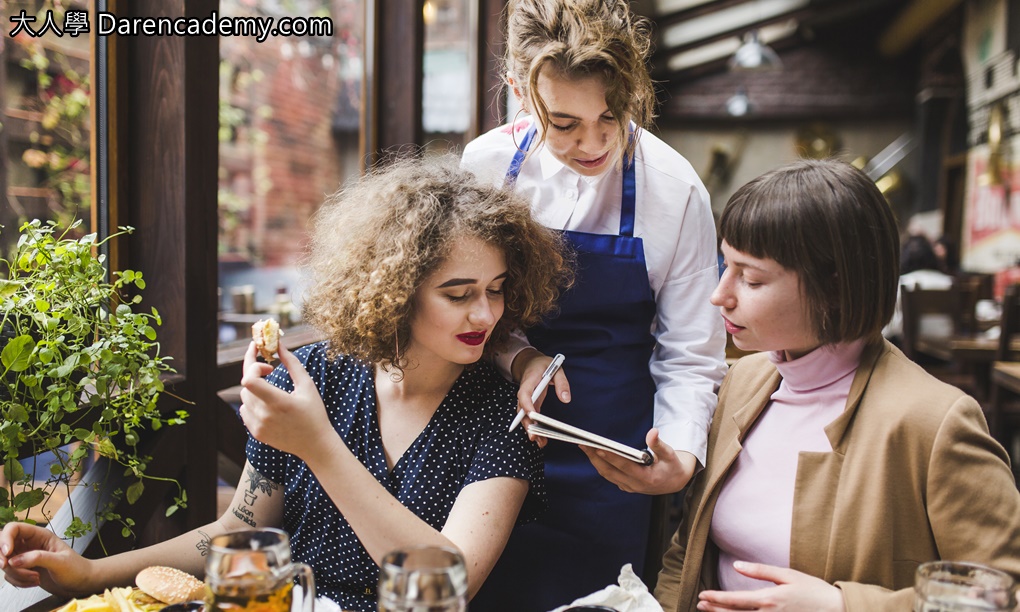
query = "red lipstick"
(457, 331, 486, 346)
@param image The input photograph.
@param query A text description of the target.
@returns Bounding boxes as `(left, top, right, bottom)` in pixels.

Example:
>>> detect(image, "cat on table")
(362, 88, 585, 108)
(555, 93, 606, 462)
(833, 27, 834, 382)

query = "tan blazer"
(655, 340, 1020, 612)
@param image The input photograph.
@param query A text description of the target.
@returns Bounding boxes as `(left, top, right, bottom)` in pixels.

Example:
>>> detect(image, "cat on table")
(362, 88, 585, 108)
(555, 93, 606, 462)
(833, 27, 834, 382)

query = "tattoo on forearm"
(243, 467, 279, 506)
(196, 530, 211, 557)
(232, 505, 257, 527)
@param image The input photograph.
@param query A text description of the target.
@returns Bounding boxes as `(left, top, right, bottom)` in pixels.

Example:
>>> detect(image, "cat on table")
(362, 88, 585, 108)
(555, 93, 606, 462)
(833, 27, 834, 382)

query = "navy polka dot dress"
(246, 342, 546, 612)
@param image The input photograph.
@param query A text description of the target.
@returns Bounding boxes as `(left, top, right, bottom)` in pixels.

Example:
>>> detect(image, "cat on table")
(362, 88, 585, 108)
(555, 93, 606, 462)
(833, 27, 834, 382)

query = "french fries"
(54, 587, 167, 612)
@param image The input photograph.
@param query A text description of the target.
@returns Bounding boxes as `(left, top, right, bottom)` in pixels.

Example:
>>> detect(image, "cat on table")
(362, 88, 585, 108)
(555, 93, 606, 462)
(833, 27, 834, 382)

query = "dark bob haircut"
(719, 158, 900, 345)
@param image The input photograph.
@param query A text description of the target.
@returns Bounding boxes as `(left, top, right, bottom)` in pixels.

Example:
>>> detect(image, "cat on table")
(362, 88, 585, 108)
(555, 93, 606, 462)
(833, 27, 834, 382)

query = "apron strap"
(619, 147, 636, 238)
(504, 125, 538, 188)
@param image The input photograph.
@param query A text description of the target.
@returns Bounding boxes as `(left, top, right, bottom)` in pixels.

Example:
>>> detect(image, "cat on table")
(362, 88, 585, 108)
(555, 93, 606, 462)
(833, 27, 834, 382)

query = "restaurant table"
(992, 361, 1020, 395)
(915, 334, 1020, 401)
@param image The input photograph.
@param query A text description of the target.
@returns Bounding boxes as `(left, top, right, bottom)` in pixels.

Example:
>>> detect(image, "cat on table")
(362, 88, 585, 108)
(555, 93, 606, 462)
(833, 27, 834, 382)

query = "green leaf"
(4, 459, 25, 482)
(13, 489, 45, 511)
(0, 279, 20, 299)
(126, 480, 144, 505)
(0, 488, 7, 506)
(1, 335, 35, 372)
(97, 438, 117, 458)
(0, 506, 15, 525)
(142, 326, 157, 341)
(65, 517, 88, 539)
(34, 299, 50, 313)
(9, 405, 29, 423)
(166, 504, 179, 517)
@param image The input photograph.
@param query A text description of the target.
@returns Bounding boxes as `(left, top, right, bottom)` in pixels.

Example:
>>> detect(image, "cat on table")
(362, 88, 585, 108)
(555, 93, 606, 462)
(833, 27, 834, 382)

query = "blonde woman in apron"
(463, 1, 726, 609)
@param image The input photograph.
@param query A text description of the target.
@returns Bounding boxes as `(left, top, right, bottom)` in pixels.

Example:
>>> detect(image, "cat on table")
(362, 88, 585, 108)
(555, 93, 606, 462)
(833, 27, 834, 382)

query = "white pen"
(509, 353, 565, 432)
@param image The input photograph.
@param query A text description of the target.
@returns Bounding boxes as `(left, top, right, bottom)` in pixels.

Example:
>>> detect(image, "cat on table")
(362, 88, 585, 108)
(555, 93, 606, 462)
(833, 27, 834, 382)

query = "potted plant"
(0, 219, 187, 540)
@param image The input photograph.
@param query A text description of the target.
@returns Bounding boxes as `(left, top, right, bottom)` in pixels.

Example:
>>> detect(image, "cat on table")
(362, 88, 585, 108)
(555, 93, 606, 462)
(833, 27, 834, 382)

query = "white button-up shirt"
(463, 121, 726, 465)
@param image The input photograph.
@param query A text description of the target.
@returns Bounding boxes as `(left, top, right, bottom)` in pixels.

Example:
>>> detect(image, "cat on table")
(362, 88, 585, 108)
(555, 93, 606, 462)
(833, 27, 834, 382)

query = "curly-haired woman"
(0, 155, 572, 612)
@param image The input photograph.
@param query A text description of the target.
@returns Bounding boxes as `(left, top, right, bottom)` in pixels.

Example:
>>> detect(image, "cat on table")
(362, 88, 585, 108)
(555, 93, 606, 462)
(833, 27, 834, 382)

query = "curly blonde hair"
(504, 0, 656, 163)
(302, 155, 572, 372)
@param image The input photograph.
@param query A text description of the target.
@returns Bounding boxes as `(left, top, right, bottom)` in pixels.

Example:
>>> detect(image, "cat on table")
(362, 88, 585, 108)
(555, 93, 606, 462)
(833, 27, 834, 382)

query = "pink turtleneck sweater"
(709, 340, 866, 591)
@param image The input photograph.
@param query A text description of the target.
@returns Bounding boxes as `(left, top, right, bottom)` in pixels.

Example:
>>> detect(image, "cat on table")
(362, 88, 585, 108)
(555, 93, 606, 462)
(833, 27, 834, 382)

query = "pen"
(509, 353, 565, 432)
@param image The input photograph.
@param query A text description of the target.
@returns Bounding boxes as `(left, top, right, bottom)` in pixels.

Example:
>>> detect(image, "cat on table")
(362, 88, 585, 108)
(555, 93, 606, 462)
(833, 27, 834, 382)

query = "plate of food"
(53, 566, 205, 612)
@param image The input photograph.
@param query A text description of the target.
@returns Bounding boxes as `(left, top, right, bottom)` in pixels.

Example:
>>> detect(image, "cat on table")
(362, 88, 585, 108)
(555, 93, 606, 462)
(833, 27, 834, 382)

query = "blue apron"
(473, 125, 658, 611)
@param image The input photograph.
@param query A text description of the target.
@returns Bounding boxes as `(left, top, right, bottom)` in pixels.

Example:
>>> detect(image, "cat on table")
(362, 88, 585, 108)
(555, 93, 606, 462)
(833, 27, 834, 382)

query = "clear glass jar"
(913, 561, 1016, 611)
(378, 546, 467, 612)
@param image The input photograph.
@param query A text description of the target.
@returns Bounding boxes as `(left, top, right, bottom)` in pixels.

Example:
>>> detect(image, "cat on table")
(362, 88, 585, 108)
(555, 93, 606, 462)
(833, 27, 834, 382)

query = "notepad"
(525, 411, 655, 465)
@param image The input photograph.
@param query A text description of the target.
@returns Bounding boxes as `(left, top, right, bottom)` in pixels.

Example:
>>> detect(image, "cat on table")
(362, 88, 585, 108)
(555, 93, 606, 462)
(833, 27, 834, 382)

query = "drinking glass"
(205, 528, 315, 612)
(913, 561, 1016, 611)
(377, 546, 467, 612)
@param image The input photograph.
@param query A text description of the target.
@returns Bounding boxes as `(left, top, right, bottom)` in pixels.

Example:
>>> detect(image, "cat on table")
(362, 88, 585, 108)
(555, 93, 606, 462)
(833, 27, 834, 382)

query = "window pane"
(1, 0, 92, 256)
(423, 0, 475, 154)
(218, 0, 362, 345)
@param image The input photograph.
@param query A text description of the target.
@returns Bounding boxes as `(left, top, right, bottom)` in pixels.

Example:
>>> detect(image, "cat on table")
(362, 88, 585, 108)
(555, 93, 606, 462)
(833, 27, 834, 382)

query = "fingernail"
(1, 544, 8, 555)
(734, 560, 747, 569)
(561, 391, 569, 399)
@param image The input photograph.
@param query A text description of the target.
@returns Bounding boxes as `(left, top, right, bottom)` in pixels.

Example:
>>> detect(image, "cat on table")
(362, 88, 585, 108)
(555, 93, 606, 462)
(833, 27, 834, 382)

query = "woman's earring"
(511, 107, 527, 152)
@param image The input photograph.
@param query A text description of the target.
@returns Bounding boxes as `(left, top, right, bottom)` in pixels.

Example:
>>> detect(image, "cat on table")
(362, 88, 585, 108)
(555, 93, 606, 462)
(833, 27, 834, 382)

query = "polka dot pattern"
(246, 342, 546, 612)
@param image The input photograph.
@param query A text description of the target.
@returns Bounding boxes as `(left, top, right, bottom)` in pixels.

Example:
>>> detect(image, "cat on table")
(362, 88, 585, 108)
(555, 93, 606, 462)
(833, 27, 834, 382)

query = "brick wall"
(220, 5, 355, 268)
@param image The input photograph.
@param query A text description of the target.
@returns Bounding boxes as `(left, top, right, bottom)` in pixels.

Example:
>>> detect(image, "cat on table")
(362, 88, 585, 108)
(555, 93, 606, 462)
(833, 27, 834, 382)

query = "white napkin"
(313, 595, 344, 612)
(549, 564, 664, 612)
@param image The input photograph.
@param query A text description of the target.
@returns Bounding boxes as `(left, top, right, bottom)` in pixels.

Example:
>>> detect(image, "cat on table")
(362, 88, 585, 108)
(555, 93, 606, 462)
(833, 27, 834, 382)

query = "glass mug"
(205, 528, 315, 612)
(913, 561, 1016, 612)
(377, 546, 467, 612)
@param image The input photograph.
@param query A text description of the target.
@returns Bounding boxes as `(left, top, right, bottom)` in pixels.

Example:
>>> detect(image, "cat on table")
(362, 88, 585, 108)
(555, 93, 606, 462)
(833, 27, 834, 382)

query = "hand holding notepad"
(509, 353, 565, 432)
(526, 412, 656, 466)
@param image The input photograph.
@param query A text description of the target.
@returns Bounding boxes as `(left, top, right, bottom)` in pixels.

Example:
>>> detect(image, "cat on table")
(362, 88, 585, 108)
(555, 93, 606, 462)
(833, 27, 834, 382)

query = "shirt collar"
(537, 142, 569, 181)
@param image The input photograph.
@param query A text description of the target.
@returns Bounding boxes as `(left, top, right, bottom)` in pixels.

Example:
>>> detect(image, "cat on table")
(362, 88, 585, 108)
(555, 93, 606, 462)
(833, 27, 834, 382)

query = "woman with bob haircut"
(655, 158, 1020, 611)
(0, 155, 572, 612)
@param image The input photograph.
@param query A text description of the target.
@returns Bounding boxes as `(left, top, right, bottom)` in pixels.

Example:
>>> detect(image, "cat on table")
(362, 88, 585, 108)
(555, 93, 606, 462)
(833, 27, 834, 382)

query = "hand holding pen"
(510, 353, 565, 432)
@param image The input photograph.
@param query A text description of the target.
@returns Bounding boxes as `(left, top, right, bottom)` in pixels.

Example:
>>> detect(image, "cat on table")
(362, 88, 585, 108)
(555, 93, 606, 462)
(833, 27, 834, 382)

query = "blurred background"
(0, 0, 1017, 555)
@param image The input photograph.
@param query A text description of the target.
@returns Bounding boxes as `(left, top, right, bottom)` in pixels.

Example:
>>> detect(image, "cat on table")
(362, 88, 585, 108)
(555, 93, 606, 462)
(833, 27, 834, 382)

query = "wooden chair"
(900, 279, 987, 396)
(900, 284, 960, 363)
(988, 284, 1020, 459)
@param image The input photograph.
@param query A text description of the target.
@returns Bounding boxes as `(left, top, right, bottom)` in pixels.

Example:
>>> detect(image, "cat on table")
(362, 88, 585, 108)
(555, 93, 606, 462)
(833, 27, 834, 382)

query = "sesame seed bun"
(135, 565, 206, 604)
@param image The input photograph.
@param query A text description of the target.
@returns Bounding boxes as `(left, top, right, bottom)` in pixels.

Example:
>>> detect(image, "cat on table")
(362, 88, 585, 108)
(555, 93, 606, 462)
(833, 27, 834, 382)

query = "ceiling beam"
(655, 35, 803, 83)
(654, 7, 809, 59)
(656, 0, 752, 30)
(878, 0, 964, 56)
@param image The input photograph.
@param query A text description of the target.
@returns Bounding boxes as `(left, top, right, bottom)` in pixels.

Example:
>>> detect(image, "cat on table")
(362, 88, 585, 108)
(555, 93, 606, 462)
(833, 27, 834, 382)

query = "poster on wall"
(961, 140, 1020, 274)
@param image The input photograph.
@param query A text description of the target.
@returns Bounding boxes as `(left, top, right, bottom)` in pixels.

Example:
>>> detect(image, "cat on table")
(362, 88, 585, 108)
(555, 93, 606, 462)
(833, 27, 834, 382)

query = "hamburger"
(252, 318, 282, 363)
(135, 565, 206, 604)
